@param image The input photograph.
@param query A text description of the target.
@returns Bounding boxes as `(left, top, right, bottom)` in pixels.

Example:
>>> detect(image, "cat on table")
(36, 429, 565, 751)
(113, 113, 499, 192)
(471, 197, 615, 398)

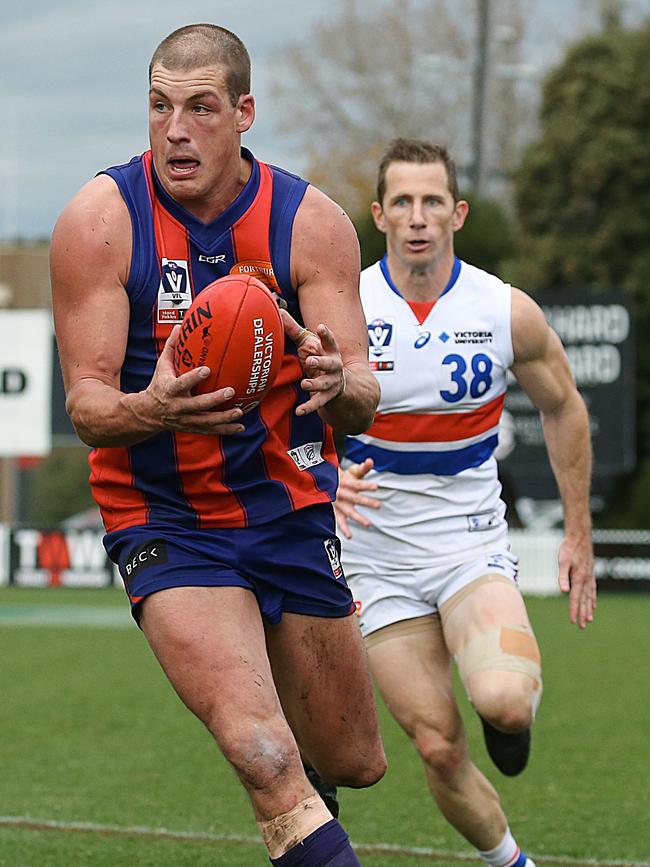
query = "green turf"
(0, 590, 648, 866)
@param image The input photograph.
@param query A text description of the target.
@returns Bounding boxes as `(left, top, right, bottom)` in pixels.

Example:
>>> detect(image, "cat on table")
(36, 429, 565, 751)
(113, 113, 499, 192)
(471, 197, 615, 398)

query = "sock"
(478, 827, 527, 867)
(270, 819, 361, 867)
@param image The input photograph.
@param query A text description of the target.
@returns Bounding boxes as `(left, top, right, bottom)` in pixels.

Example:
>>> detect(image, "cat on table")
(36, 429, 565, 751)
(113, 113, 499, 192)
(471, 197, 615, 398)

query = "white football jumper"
(341, 256, 519, 631)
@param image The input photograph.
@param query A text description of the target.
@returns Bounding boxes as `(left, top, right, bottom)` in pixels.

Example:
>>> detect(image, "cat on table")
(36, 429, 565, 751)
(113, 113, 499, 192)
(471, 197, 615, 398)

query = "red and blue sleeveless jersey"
(89, 148, 338, 533)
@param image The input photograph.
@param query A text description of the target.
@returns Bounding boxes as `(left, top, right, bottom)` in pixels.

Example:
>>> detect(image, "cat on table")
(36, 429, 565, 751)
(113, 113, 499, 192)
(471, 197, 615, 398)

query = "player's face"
(372, 161, 468, 272)
(148, 64, 255, 215)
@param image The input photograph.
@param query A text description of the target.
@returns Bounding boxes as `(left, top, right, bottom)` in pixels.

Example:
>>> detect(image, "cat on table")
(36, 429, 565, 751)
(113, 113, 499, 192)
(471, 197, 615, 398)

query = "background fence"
(2, 524, 650, 594)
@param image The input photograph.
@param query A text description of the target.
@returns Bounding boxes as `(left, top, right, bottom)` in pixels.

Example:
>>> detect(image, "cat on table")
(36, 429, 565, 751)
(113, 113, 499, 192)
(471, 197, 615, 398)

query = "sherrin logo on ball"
(173, 275, 284, 413)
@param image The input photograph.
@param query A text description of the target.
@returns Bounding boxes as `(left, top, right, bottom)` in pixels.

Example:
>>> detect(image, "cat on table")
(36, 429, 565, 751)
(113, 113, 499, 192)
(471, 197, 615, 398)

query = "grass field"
(0, 587, 649, 867)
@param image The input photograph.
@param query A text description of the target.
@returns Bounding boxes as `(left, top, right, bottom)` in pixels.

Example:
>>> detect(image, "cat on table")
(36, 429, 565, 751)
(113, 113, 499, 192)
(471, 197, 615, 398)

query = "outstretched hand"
(557, 532, 596, 629)
(281, 309, 346, 416)
(334, 458, 381, 539)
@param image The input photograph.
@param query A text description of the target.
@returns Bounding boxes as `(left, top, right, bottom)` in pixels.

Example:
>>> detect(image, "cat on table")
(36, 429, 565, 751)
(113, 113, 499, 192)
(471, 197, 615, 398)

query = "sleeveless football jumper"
(345, 256, 513, 512)
(341, 256, 519, 634)
(91, 149, 338, 533)
(342, 255, 514, 564)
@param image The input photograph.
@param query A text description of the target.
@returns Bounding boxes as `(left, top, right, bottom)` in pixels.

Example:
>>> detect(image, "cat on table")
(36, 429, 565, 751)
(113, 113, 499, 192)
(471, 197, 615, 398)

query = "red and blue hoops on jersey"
(89, 148, 338, 533)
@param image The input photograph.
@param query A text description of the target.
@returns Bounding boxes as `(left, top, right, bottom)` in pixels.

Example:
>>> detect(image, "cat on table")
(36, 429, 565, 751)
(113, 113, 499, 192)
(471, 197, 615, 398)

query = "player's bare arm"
(288, 185, 380, 433)
(510, 287, 596, 628)
(51, 175, 245, 447)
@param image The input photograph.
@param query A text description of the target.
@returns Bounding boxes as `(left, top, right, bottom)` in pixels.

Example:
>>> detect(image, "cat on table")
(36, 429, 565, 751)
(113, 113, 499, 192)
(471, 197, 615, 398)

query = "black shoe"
(479, 716, 531, 776)
(303, 763, 340, 818)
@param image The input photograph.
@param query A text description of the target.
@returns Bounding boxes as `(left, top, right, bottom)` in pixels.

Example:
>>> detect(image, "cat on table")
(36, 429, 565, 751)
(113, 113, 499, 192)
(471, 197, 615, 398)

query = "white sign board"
(0, 523, 8, 586)
(0, 310, 52, 456)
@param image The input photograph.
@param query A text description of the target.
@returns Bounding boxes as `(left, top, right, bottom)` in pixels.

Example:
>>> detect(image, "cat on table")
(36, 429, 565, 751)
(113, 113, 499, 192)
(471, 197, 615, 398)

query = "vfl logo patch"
(368, 317, 395, 371)
(157, 259, 193, 323)
(122, 539, 169, 588)
(368, 318, 393, 355)
(287, 442, 324, 471)
(323, 537, 343, 580)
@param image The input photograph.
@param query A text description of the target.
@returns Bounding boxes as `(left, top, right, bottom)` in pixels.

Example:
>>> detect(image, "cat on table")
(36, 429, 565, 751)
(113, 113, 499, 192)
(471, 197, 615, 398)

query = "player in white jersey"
(336, 139, 595, 867)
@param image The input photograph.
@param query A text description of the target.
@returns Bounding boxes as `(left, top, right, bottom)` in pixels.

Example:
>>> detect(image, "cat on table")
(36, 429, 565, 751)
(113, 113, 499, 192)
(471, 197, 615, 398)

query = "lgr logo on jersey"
(157, 259, 193, 322)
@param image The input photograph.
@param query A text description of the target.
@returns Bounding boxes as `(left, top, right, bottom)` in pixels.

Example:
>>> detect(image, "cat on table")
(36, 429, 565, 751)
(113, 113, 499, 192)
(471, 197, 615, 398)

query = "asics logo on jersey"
(414, 332, 431, 348)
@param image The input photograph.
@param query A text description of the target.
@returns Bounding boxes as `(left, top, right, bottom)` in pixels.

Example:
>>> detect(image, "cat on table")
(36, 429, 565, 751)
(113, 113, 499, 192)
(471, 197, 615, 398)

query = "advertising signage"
(500, 295, 635, 499)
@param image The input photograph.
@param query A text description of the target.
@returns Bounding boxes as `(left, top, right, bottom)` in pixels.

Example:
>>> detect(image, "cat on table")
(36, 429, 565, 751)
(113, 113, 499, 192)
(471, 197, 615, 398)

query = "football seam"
(215, 279, 251, 391)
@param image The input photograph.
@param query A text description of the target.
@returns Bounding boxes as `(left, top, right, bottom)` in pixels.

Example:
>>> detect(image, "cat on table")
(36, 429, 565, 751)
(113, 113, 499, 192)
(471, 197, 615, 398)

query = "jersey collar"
(379, 254, 462, 301)
(150, 147, 261, 249)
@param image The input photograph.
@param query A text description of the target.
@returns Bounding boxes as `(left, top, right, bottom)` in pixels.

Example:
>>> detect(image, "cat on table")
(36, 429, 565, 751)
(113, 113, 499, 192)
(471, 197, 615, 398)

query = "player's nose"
(166, 109, 191, 143)
(409, 202, 427, 227)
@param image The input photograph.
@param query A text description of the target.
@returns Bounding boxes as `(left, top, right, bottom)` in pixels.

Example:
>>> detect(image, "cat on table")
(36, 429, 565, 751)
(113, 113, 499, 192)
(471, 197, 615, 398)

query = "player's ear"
(371, 201, 386, 233)
(236, 94, 255, 133)
(452, 199, 469, 232)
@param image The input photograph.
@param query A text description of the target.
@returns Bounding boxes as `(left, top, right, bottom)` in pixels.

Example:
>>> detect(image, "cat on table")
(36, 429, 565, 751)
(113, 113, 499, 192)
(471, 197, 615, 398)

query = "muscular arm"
(288, 186, 379, 434)
(510, 288, 595, 627)
(51, 175, 244, 447)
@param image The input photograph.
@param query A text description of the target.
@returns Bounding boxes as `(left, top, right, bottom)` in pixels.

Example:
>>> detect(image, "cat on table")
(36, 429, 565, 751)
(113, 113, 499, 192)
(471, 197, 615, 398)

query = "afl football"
(174, 275, 284, 412)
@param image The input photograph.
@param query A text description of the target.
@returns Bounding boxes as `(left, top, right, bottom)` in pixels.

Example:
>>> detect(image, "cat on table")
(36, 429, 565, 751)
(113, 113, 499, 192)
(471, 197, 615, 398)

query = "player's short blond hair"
(377, 138, 460, 204)
(149, 24, 251, 107)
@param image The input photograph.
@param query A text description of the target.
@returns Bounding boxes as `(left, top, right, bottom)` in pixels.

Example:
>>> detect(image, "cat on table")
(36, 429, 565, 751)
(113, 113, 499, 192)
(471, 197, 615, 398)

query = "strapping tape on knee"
(456, 625, 542, 685)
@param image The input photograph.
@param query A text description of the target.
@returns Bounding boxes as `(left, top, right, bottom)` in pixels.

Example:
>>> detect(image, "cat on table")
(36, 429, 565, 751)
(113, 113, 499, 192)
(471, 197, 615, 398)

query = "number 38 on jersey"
(440, 352, 493, 403)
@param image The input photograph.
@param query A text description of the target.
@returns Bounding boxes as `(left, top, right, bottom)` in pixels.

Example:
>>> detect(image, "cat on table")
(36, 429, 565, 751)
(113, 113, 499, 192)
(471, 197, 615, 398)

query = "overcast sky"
(2, 0, 648, 240)
(1, 0, 336, 239)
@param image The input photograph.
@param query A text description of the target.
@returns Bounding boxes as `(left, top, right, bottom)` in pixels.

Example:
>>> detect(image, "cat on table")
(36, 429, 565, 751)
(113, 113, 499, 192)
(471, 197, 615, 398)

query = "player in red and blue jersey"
(51, 23, 385, 867)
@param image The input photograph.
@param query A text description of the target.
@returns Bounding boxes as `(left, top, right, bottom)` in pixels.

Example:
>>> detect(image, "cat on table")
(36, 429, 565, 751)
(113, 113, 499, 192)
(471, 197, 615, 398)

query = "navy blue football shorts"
(103, 503, 354, 625)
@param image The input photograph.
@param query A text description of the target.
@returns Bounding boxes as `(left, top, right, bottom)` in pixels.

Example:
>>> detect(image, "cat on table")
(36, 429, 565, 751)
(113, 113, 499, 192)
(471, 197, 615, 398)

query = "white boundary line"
(0, 604, 131, 628)
(1, 815, 648, 866)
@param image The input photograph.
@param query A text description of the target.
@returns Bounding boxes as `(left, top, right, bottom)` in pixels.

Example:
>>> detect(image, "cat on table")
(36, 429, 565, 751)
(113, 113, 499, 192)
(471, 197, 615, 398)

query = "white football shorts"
(341, 512, 519, 639)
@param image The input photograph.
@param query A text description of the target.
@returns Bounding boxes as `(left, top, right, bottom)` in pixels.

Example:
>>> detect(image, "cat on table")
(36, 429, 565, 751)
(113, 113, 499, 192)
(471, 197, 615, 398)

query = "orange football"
(174, 275, 284, 412)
